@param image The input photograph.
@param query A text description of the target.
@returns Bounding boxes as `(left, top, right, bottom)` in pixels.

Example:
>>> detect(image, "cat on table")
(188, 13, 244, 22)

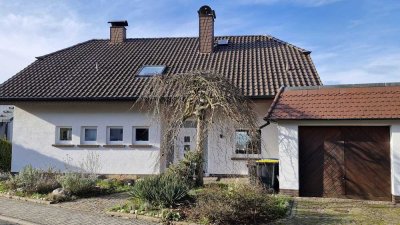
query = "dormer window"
(138, 65, 166, 76)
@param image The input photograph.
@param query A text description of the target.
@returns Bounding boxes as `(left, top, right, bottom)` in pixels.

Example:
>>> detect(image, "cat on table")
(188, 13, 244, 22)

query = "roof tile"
(266, 83, 400, 120)
(0, 35, 320, 100)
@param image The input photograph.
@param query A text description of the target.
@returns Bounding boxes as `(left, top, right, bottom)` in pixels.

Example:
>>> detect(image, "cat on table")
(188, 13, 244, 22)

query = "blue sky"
(0, 0, 399, 84)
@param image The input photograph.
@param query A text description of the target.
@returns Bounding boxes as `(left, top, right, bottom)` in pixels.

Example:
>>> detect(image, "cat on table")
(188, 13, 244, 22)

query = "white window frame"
(133, 127, 150, 145)
(56, 126, 73, 144)
(234, 129, 261, 156)
(107, 126, 124, 144)
(81, 126, 97, 145)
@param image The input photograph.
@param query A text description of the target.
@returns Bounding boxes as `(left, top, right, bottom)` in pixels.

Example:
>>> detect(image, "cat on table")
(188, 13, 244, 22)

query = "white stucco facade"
(12, 102, 162, 174)
(207, 99, 279, 175)
(11, 100, 279, 175)
(276, 120, 400, 197)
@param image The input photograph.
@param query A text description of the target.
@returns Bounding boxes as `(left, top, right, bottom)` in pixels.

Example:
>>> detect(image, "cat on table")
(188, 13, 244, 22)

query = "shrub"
(190, 183, 290, 225)
(165, 151, 202, 187)
(129, 174, 190, 208)
(0, 139, 11, 172)
(0, 171, 10, 181)
(6, 165, 60, 194)
(57, 173, 97, 196)
(96, 179, 132, 193)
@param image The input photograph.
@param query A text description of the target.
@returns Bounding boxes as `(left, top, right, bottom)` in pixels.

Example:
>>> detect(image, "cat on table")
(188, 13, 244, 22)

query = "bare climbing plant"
(134, 70, 260, 186)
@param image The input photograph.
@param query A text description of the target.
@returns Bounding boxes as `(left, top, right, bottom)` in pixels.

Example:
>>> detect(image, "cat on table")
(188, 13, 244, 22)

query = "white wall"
(207, 100, 279, 175)
(276, 120, 400, 196)
(12, 102, 161, 174)
(11, 100, 280, 176)
(277, 124, 299, 190)
(391, 125, 400, 196)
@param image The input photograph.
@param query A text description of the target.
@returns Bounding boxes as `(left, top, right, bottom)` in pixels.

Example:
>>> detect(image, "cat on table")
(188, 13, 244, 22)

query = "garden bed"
(0, 166, 133, 204)
(109, 182, 291, 224)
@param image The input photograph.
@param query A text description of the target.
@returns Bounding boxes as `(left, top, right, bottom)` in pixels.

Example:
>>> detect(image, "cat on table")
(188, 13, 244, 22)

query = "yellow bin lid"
(256, 159, 279, 163)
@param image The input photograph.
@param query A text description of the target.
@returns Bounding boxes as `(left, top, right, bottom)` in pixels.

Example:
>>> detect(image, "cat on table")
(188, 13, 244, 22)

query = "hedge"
(0, 139, 11, 172)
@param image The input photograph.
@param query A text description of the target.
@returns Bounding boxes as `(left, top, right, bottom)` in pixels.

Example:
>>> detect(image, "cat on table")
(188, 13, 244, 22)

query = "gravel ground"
(273, 197, 400, 225)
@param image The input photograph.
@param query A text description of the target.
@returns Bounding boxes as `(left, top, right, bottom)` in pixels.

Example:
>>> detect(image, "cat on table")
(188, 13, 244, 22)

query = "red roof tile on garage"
(265, 83, 400, 120)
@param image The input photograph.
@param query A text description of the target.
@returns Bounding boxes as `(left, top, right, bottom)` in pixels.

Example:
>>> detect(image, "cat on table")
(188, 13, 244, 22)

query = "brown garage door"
(299, 126, 391, 201)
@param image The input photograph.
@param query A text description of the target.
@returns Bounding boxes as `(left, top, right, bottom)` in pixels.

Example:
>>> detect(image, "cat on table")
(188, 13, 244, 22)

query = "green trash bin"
(252, 159, 279, 192)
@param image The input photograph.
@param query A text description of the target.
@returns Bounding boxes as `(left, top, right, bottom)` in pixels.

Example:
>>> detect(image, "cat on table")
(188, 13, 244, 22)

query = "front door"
(175, 127, 197, 162)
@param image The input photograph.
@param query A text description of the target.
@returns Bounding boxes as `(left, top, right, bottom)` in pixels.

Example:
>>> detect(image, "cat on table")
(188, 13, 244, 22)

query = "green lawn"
(273, 197, 400, 225)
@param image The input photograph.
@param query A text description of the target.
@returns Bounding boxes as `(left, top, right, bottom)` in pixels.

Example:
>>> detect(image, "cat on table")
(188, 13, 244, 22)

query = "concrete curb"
(0, 194, 53, 205)
(0, 214, 40, 225)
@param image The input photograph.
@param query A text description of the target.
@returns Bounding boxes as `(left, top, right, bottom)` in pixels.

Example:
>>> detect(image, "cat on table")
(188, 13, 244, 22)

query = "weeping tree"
(134, 71, 260, 186)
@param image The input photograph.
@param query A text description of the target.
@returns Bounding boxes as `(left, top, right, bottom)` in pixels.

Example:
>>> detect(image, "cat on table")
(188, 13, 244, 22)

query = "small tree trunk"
(195, 111, 205, 186)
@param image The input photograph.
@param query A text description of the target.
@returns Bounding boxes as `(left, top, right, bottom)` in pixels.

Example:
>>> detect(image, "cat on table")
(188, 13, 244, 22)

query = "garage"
(299, 126, 391, 201)
(265, 83, 400, 203)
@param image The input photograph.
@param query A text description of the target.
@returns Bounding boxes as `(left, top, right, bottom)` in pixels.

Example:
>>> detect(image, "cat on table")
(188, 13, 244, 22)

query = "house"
(265, 83, 400, 203)
(0, 6, 321, 176)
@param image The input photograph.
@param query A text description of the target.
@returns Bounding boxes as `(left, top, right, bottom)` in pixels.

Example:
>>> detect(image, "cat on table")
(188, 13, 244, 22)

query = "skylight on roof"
(138, 65, 166, 76)
(217, 39, 229, 45)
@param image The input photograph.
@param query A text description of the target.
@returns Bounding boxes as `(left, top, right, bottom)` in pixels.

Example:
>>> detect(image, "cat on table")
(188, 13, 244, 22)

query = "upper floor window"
(137, 65, 166, 76)
(235, 130, 261, 154)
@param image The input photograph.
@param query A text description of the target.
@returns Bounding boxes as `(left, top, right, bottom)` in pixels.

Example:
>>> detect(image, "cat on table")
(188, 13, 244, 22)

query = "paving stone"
(0, 196, 157, 225)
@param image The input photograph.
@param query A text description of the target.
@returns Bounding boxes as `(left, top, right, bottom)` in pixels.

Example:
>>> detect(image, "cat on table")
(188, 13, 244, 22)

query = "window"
(133, 127, 149, 144)
(184, 136, 190, 143)
(138, 65, 166, 76)
(60, 128, 72, 141)
(235, 130, 261, 154)
(107, 127, 123, 143)
(81, 127, 97, 144)
(56, 127, 72, 144)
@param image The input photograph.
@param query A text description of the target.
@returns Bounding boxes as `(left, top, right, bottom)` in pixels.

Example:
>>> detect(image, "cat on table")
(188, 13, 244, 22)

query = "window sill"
(52, 144, 75, 148)
(77, 145, 100, 148)
(129, 144, 153, 148)
(231, 157, 261, 161)
(103, 144, 126, 148)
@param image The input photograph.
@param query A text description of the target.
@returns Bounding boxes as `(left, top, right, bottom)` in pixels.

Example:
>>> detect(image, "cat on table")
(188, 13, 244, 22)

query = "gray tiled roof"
(0, 35, 321, 100)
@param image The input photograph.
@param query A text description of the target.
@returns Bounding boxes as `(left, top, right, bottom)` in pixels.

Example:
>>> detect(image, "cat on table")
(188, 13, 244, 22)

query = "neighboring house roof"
(0, 35, 321, 101)
(265, 83, 400, 120)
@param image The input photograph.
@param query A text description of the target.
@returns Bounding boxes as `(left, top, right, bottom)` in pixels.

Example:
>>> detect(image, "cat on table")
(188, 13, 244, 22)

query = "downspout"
(260, 86, 285, 129)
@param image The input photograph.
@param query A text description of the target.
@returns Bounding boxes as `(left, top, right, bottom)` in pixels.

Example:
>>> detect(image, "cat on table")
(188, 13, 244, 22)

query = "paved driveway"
(274, 197, 400, 225)
(0, 197, 157, 225)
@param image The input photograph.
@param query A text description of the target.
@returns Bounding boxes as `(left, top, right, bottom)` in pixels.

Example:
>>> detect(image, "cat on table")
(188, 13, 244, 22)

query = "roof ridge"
(36, 39, 97, 60)
(285, 82, 400, 91)
(264, 35, 311, 54)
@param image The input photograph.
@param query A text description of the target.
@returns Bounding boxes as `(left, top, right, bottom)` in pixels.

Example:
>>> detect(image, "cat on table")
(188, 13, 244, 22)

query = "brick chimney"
(108, 21, 128, 44)
(198, 5, 216, 53)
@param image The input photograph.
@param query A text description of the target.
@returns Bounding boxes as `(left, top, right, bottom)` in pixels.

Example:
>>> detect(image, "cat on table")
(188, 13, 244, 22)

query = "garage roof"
(265, 83, 400, 120)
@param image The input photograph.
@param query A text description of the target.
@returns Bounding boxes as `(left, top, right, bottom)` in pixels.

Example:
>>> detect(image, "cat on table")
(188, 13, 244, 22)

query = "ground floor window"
(133, 127, 149, 144)
(81, 127, 97, 144)
(58, 127, 72, 141)
(235, 130, 261, 154)
(107, 126, 123, 143)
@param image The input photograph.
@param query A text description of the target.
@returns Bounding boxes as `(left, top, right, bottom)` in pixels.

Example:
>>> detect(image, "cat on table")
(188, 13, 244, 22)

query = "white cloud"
(317, 53, 400, 85)
(0, 3, 90, 83)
